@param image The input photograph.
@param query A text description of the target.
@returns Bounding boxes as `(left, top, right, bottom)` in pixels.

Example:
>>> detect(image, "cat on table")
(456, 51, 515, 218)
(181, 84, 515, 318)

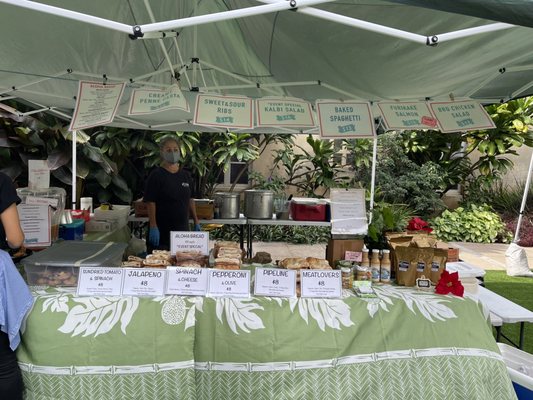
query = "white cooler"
(498, 343, 533, 399)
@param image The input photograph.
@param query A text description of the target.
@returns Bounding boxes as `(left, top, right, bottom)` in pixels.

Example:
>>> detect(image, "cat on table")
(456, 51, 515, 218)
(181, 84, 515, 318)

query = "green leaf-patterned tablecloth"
(17, 286, 517, 400)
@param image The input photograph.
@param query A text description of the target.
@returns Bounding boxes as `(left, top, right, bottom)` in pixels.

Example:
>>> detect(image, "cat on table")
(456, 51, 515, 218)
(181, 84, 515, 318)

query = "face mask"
(162, 151, 180, 164)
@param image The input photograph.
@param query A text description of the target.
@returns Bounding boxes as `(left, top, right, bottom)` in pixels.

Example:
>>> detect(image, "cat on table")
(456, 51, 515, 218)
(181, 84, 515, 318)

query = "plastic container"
(498, 343, 533, 399)
(21, 241, 127, 287)
(290, 198, 327, 221)
(93, 205, 130, 228)
(17, 187, 66, 243)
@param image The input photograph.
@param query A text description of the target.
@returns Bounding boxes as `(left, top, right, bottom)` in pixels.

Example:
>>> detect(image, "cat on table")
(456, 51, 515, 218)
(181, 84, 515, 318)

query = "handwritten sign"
(344, 251, 362, 262)
(170, 231, 209, 255)
(254, 268, 296, 297)
(166, 267, 209, 296)
(194, 94, 253, 129)
(256, 97, 315, 127)
(28, 160, 50, 189)
(207, 269, 250, 298)
(17, 204, 51, 247)
(122, 268, 167, 297)
(128, 84, 189, 115)
(377, 101, 437, 130)
(300, 269, 342, 298)
(316, 100, 375, 138)
(330, 189, 367, 236)
(77, 267, 124, 296)
(428, 100, 496, 133)
(69, 81, 125, 130)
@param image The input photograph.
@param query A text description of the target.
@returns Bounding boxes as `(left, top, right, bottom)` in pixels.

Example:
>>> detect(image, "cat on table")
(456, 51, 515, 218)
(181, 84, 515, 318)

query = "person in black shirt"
(143, 136, 200, 252)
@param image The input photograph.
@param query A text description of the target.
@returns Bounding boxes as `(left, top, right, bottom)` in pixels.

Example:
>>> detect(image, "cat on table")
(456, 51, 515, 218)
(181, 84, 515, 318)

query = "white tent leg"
(71, 129, 77, 210)
(369, 137, 378, 222)
(514, 148, 533, 242)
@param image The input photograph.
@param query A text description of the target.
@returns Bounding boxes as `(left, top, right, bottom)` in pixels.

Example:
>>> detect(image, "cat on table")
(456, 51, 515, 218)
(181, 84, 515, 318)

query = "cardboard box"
(326, 239, 365, 267)
(133, 198, 148, 217)
(195, 200, 214, 220)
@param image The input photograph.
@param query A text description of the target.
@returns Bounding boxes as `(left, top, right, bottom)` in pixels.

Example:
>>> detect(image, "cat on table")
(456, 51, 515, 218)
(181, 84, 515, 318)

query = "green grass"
(483, 270, 533, 355)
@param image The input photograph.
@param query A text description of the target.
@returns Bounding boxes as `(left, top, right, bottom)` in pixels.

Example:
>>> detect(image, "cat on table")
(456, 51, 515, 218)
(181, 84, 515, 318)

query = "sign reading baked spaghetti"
(194, 94, 253, 129)
(428, 100, 496, 133)
(128, 84, 189, 115)
(300, 269, 342, 298)
(255, 97, 315, 127)
(316, 100, 375, 138)
(69, 81, 125, 130)
(377, 101, 438, 130)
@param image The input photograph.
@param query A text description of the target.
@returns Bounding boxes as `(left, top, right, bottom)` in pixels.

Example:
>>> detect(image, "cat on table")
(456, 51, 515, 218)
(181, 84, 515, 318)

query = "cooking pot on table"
(244, 190, 274, 219)
(213, 192, 240, 219)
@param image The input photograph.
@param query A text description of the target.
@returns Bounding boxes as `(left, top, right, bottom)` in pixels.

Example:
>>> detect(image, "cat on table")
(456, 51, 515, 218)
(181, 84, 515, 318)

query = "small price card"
(122, 268, 167, 297)
(300, 269, 342, 298)
(344, 251, 362, 262)
(207, 269, 250, 298)
(166, 267, 209, 296)
(254, 267, 296, 297)
(77, 267, 124, 296)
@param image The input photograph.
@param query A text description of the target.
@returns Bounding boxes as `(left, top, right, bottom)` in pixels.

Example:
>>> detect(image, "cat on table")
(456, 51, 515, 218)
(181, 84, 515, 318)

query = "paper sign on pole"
(17, 204, 51, 247)
(207, 269, 250, 298)
(69, 81, 125, 130)
(194, 94, 253, 129)
(77, 267, 124, 296)
(28, 160, 50, 189)
(166, 267, 209, 296)
(128, 84, 189, 115)
(316, 100, 375, 138)
(377, 101, 438, 130)
(256, 97, 315, 127)
(428, 100, 496, 133)
(330, 189, 367, 236)
(170, 231, 209, 255)
(300, 269, 342, 298)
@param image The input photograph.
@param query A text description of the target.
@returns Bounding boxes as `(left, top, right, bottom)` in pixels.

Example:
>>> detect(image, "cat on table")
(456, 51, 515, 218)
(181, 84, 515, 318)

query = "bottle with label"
(357, 248, 371, 281)
(380, 249, 391, 283)
(370, 249, 381, 283)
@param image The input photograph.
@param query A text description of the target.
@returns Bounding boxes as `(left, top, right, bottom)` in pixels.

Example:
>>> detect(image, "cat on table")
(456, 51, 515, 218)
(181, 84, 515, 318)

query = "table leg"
(239, 225, 244, 251)
(519, 322, 525, 349)
(247, 224, 253, 258)
(495, 326, 502, 342)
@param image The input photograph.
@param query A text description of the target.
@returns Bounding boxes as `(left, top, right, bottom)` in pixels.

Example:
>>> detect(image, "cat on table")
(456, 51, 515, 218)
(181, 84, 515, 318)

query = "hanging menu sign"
(170, 231, 209, 255)
(207, 269, 250, 298)
(255, 97, 315, 127)
(254, 268, 296, 297)
(377, 101, 438, 130)
(428, 100, 496, 133)
(300, 269, 342, 298)
(122, 268, 167, 297)
(128, 84, 189, 115)
(69, 81, 125, 130)
(77, 267, 124, 296)
(166, 267, 209, 296)
(194, 94, 253, 129)
(316, 100, 375, 138)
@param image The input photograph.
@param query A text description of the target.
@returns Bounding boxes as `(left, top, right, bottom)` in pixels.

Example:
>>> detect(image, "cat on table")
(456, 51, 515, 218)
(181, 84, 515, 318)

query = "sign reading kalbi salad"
(255, 97, 315, 127)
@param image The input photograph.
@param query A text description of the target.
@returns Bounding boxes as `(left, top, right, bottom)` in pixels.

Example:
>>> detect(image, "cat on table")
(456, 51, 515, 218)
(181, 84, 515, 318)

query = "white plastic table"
(446, 261, 486, 279)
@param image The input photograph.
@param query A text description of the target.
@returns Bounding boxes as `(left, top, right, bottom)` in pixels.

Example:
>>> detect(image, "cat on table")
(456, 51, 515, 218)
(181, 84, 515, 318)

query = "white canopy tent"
(1, 0, 533, 209)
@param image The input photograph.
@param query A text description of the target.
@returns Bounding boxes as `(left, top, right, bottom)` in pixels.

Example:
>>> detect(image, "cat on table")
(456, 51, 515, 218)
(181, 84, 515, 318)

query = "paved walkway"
(250, 241, 533, 272)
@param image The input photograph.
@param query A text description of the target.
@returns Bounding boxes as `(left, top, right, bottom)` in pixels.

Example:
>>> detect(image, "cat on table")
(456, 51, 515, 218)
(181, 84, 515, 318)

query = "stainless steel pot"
(244, 190, 274, 219)
(213, 192, 240, 219)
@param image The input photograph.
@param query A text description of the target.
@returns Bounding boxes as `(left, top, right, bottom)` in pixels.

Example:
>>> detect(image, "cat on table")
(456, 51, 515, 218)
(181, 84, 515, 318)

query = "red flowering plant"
(407, 217, 433, 233)
(435, 270, 464, 297)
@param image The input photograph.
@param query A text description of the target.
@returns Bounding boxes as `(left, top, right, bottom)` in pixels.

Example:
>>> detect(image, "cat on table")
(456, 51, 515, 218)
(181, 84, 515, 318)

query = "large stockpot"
(244, 190, 274, 219)
(213, 192, 240, 219)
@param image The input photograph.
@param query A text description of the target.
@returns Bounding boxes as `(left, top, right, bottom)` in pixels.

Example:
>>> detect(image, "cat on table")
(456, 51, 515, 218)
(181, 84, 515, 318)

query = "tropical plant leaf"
(47, 148, 71, 170)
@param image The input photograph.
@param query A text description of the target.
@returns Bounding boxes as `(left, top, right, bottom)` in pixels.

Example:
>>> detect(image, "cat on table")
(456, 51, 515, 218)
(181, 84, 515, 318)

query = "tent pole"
(140, 0, 334, 33)
(71, 130, 77, 210)
(436, 23, 514, 43)
(0, 70, 70, 96)
(369, 137, 378, 221)
(514, 148, 533, 242)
